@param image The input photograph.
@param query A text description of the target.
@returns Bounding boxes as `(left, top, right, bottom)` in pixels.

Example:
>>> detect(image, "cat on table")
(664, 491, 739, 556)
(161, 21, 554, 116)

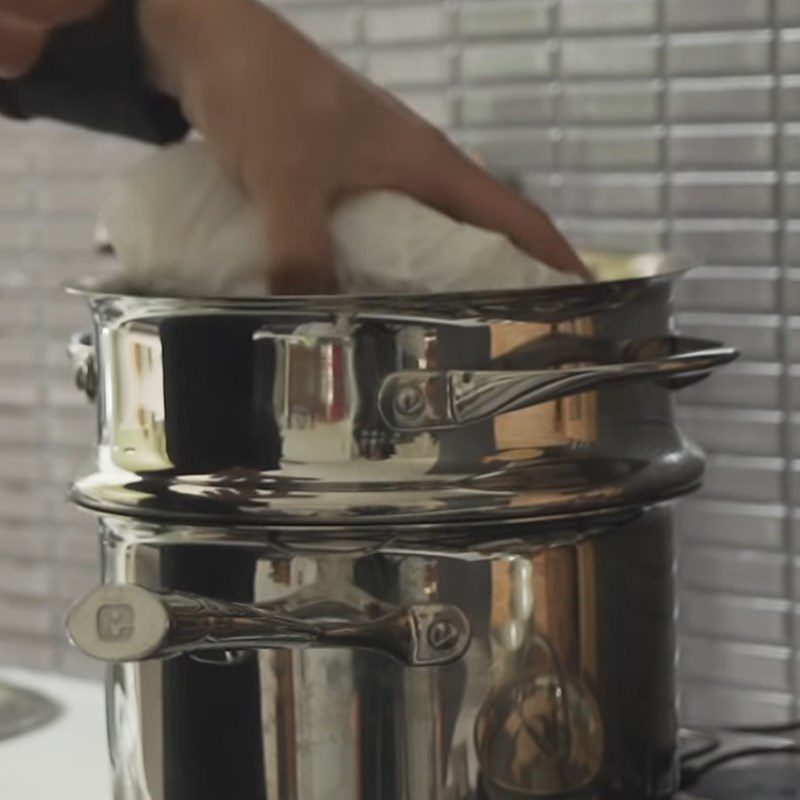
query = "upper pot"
(66, 250, 737, 526)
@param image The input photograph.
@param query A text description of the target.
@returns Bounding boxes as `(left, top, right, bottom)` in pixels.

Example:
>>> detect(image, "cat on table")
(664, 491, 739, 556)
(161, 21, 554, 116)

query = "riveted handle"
(67, 331, 97, 402)
(67, 585, 471, 667)
(379, 335, 738, 432)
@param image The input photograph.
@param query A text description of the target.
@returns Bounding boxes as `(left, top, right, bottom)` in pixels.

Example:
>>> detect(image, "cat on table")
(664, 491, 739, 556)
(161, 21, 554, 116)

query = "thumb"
(255, 190, 338, 295)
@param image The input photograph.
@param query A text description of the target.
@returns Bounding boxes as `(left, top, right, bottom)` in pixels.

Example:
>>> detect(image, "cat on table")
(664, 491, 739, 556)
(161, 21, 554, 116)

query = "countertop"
(0, 667, 110, 799)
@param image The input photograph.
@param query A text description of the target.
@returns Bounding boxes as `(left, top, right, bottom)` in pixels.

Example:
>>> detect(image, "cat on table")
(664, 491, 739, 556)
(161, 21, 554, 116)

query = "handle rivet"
(394, 384, 426, 417)
(427, 618, 460, 652)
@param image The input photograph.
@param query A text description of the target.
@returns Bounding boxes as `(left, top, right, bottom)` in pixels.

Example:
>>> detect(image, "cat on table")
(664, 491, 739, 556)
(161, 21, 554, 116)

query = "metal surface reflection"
(80, 508, 678, 800)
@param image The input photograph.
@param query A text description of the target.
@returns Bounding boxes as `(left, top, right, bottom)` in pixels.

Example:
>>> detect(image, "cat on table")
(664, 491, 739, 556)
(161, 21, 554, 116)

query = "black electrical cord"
(680, 745, 800, 790)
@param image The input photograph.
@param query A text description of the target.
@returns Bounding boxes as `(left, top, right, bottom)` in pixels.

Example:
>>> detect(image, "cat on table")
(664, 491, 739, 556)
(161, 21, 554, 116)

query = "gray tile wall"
(0, 0, 797, 724)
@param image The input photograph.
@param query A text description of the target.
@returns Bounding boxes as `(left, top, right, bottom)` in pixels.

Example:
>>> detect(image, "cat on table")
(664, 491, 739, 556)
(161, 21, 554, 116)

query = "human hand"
(141, 0, 589, 293)
(0, 0, 104, 77)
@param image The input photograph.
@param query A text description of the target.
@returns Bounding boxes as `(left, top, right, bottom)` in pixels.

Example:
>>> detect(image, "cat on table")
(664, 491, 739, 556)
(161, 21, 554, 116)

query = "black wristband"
(0, 0, 189, 144)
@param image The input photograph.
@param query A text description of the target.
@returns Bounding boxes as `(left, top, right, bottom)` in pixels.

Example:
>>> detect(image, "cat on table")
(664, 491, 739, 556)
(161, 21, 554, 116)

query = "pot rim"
(64, 249, 697, 311)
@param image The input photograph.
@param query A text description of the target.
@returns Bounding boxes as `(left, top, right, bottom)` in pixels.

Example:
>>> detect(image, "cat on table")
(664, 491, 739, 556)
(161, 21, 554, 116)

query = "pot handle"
(379, 335, 738, 432)
(66, 584, 471, 667)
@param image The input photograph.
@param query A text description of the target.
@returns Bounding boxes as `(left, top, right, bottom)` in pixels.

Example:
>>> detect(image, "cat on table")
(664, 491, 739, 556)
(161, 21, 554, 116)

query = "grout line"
(550, 0, 566, 220)
(768, 0, 800, 718)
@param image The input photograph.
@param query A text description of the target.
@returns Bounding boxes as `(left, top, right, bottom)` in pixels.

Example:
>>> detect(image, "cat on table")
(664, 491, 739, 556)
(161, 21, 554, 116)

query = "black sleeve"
(0, 0, 189, 144)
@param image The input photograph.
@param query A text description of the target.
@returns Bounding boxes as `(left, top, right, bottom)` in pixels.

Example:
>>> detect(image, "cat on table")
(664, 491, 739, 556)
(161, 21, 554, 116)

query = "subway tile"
(792, 369, 800, 414)
(0, 378, 39, 409)
(672, 172, 777, 217)
(459, 85, 554, 126)
(335, 48, 366, 72)
(365, 5, 449, 43)
(282, 8, 359, 46)
(0, 219, 35, 252)
(519, 173, 561, 212)
(681, 637, 791, 692)
(668, 31, 772, 77)
(56, 645, 104, 681)
(0, 594, 53, 638)
(44, 380, 92, 412)
(561, 0, 657, 33)
(562, 127, 662, 169)
(367, 47, 451, 87)
(674, 266, 779, 315)
(680, 545, 787, 596)
(678, 407, 782, 457)
(0, 632, 56, 672)
(783, 76, 800, 120)
(52, 525, 99, 568)
(680, 590, 790, 645)
(561, 81, 661, 124)
(44, 298, 95, 335)
(780, 0, 800, 26)
(561, 174, 663, 216)
(680, 681, 794, 727)
(676, 499, 786, 550)
(0, 557, 52, 598)
(786, 173, 800, 216)
(664, 0, 770, 31)
(781, 29, 800, 73)
(698, 453, 784, 503)
(457, 0, 551, 38)
(46, 448, 86, 483)
(786, 269, 800, 311)
(677, 312, 779, 361)
(672, 220, 778, 265)
(461, 41, 553, 81)
(788, 221, 800, 265)
(0, 338, 39, 374)
(668, 77, 773, 123)
(54, 562, 97, 601)
(559, 219, 666, 251)
(562, 36, 659, 78)
(671, 125, 775, 169)
(0, 411, 42, 446)
(0, 487, 48, 523)
(460, 130, 554, 171)
(0, 298, 38, 326)
(678, 360, 781, 407)
(0, 523, 51, 561)
(47, 412, 95, 448)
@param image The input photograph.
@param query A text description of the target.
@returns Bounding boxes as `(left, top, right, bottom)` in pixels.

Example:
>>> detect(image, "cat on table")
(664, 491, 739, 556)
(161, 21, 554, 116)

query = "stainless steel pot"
(64, 252, 737, 799)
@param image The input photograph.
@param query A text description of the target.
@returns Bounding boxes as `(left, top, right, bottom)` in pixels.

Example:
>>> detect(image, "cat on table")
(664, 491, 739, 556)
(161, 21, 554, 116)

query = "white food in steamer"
(100, 140, 580, 297)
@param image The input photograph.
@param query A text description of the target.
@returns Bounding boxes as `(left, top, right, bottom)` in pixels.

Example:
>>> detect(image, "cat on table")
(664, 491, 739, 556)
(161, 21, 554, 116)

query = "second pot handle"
(379, 335, 738, 432)
(67, 585, 471, 667)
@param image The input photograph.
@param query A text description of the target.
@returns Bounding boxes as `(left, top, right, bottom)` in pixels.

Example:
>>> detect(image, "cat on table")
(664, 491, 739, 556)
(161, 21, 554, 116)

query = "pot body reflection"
(100, 506, 677, 800)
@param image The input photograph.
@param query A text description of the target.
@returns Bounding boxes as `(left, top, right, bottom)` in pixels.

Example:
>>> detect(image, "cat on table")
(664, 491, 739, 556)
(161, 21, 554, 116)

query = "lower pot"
(69, 505, 678, 800)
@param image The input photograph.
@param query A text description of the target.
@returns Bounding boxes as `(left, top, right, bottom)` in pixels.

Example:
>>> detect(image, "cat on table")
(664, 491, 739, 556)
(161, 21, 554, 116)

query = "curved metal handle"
(66, 585, 471, 667)
(67, 331, 97, 402)
(379, 336, 738, 432)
